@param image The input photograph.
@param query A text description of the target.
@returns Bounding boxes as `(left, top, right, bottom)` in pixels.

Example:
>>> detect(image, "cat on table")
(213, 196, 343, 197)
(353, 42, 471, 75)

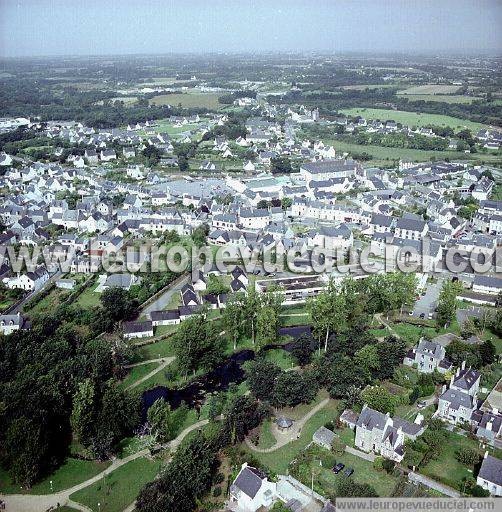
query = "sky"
(1, 0, 501, 57)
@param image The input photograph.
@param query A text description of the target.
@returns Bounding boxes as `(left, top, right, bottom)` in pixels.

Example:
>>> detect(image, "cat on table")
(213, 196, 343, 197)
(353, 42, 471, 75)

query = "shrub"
(212, 486, 222, 497)
(456, 447, 480, 466)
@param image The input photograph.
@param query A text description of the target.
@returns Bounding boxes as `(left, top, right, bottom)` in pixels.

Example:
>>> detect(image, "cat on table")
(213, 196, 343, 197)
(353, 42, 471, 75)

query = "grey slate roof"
(478, 455, 502, 487)
(231, 466, 266, 498)
(356, 406, 387, 431)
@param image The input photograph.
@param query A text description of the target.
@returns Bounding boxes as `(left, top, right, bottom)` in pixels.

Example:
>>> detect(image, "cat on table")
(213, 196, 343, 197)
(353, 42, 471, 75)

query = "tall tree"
(436, 280, 462, 328)
(70, 378, 96, 446)
(147, 398, 173, 443)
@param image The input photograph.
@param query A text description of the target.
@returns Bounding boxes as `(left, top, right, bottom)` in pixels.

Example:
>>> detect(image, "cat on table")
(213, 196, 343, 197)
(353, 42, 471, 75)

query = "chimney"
(484, 450, 489, 459)
(486, 420, 493, 432)
(493, 408, 499, 415)
(461, 360, 466, 371)
(441, 384, 447, 395)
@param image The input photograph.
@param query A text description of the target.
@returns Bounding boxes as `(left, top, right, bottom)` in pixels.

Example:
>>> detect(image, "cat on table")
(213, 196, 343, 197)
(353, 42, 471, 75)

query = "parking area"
(412, 278, 444, 318)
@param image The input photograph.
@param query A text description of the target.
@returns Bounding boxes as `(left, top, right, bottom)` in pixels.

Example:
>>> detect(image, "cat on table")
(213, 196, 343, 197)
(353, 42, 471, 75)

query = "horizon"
(1, 0, 501, 58)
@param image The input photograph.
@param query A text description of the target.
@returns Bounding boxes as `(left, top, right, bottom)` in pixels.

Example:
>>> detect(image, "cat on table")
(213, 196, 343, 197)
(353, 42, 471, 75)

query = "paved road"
(412, 278, 443, 318)
(0, 417, 213, 512)
(245, 398, 331, 453)
(142, 275, 189, 318)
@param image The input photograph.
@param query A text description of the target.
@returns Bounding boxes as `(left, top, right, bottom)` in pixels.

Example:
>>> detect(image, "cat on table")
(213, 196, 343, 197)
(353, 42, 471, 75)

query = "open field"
(340, 107, 489, 131)
(398, 85, 462, 95)
(149, 93, 221, 109)
(323, 138, 502, 166)
(340, 84, 398, 91)
(397, 93, 480, 104)
(70, 457, 161, 512)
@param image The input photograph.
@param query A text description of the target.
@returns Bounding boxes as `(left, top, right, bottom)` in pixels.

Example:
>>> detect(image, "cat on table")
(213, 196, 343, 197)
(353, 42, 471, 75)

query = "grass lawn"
(322, 138, 495, 167)
(25, 288, 70, 316)
(149, 93, 221, 109)
(257, 419, 277, 450)
(70, 457, 161, 512)
(0, 458, 111, 495)
(245, 398, 338, 474)
(335, 426, 355, 447)
(75, 285, 100, 308)
(118, 362, 159, 389)
(263, 348, 296, 370)
(294, 444, 399, 497)
(340, 107, 488, 131)
(154, 324, 179, 337)
(280, 313, 311, 326)
(132, 339, 175, 362)
(420, 431, 488, 491)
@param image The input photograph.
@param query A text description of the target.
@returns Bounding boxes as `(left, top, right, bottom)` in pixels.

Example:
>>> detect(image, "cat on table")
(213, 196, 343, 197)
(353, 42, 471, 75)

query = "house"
(4, 267, 49, 291)
(394, 216, 428, 240)
(84, 149, 98, 164)
(102, 273, 139, 291)
(473, 275, 502, 295)
(339, 409, 359, 430)
(312, 426, 335, 450)
(474, 410, 502, 447)
(55, 278, 76, 290)
(300, 158, 362, 183)
(100, 149, 116, 161)
(123, 320, 153, 339)
(404, 338, 452, 374)
(355, 405, 425, 462)
(243, 160, 256, 172)
(477, 453, 502, 496)
(150, 310, 181, 326)
(229, 463, 276, 512)
(0, 313, 27, 335)
(437, 363, 480, 425)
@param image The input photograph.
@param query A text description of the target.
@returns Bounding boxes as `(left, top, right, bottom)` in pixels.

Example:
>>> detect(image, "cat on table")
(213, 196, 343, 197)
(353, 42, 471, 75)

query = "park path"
(408, 472, 460, 498)
(374, 313, 401, 339)
(124, 358, 166, 368)
(125, 357, 175, 391)
(245, 398, 330, 454)
(0, 418, 212, 512)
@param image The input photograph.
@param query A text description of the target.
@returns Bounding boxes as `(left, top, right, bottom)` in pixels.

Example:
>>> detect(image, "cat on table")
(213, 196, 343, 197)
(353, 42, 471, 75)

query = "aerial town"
(0, 3, 501, 512)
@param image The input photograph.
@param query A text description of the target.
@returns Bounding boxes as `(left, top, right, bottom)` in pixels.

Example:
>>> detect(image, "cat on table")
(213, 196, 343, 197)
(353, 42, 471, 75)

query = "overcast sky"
(1, 0, 501, 57)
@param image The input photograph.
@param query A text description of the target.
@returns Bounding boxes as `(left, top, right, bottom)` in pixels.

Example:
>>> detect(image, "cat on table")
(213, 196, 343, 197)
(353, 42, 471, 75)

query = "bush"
(373, 456, 384, 471)
(382, 459, 395, 473)
(214, 472, 225, 484)
(456, 447, 480, 466)
(331, 437, 346, 456)
(212, 486, 222, 497)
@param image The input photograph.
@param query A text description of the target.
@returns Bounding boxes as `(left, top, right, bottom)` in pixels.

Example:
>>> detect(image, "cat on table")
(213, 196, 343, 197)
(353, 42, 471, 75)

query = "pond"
(141, 326, 313, 418)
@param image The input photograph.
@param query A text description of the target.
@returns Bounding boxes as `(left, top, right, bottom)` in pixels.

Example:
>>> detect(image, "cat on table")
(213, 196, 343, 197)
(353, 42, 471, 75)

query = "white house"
(477, 453, 502, 496)
(229, 463, 276, 512)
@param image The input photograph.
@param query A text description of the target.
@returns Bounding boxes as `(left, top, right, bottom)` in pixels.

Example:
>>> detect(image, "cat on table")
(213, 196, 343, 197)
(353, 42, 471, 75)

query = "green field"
(340, 107, 489, 131)
(132, 339, 175, 362)
(118, 362, 159, 389)
(70, 457, 161, 512)
(150, 93, 221, 109)
(324, 138, 489, 166)
(0, 458, 111, 495)
(397, 94, 479, 104)
(398, 85, 462, 95)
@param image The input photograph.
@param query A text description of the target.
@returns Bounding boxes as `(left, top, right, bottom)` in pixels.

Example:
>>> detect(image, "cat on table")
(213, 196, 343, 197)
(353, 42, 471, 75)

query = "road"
(142, 274, 189, 318)
(412, 277, 443, 318)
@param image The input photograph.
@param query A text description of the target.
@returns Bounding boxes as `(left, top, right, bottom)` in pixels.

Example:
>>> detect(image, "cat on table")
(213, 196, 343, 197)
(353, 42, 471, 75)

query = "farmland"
(398, 84, 462, 95)
(340, 107, 490, 131)
(397, 94, 480, 104)
(149, 92, 222, 109)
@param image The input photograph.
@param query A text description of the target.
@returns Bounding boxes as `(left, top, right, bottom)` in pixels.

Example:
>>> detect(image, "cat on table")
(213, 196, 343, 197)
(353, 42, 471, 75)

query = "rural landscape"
(0, 1, 501, 512)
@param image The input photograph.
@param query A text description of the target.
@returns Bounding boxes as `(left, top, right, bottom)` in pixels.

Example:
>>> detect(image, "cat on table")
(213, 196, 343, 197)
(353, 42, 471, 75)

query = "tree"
(222, 296, 245, 350)
(436, 280, 461, 328)
(354, 344, 381, 377)
(375, 336, 406, 380)
(361, 386, 396, 415)
(100, 287, 137, 322)
(256, 305, 279, 349)
(272, 371, 317, 408)
(409, 386, 420, 405)
(136, 432, 218, 512)
(70, 378, 96, 446)
(245, 359, 281, 401)
(172, 314, 224, 377)
(270, 156, 292, 174)
(281, 197, 292, 210)
(191, 223, 209, 247)
(308, 281, 347, 352)
(479, 339, 496, 365)
(147, 398, 173, 443)
(344, 385, 362, 409)
(290, 333, 315, 366)
(242, 287, 262, 345)
(336, 476, 378, 497)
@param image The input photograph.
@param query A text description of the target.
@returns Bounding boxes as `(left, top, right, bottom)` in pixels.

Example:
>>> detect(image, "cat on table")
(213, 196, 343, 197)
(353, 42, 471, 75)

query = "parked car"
(419, 313, 425, 319)
(417, 400, 427, 409)
(344, 468, 354, 477)
(332, 463, 345, 474)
